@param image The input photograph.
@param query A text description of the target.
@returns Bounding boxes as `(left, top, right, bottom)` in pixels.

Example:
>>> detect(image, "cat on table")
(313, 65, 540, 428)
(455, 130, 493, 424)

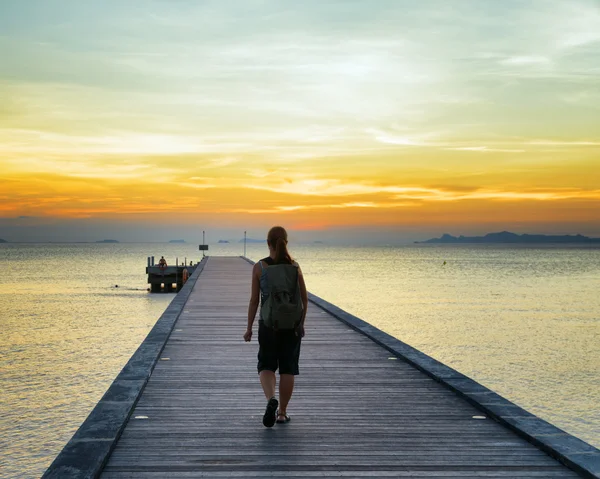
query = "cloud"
(445, 146, 526, 153)
(397, 188, 600, 202)
(217, 186, 600, 215)
(528, 140, 600, 146)
(560, 31, 600, 49)
(209, 157, 239, 167)
(246, 179, 439, 197)
(500, 56, 551, 66)
(226, 201, 418, 214)
(0, 129, 231, 156)
(371, 134, 420, 146)
(244, 178, 600, 203)
(179, 183, 217, 190)
(365, 128, 436, 147)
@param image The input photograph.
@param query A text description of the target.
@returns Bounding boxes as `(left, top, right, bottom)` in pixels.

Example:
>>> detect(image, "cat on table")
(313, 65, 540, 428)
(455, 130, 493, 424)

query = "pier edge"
(41, 257, 209, 479)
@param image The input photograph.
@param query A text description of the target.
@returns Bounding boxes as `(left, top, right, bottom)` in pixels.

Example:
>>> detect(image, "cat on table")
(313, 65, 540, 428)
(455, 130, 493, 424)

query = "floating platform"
(146, 264, 197, 292)
(43, 256, 599, 478)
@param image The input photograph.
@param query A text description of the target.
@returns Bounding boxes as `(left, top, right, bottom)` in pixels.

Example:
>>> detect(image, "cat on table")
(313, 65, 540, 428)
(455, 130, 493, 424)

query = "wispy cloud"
(245, 178, 600, 203)
(445, 146, 526, 153)
(369, 133, 421, 146)
(228, 201, 417, 214)
(500, 56, 551, 66)
(528, 140, 600, 146)
(208, 157, 239, 167)
(0, 129, 256, 156)
(245, 179, 437, 197)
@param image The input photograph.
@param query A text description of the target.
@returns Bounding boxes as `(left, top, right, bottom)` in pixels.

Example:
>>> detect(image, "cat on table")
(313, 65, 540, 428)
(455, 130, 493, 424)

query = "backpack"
(260, 263, 303, 330)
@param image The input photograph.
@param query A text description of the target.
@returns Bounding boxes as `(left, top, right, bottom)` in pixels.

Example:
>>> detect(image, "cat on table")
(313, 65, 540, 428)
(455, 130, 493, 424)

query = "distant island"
(0, 238, 6, 243)
(239, 238, 266, 243)
(218, 240, 230, 244)
(416, 231, 600, 244)
(96, 239, 119, 243)
(169, 239, 185, 243)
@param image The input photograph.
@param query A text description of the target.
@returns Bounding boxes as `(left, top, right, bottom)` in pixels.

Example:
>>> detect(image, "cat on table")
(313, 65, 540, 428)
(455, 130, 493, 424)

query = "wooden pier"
(44, 256, 599, 478)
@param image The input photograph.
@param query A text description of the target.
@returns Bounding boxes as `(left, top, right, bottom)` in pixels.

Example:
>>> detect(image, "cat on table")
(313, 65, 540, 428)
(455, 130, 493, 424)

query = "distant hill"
(239, 238, 266, 243)
(169, 239, 185, 243)
(96, 239, 119, 243)
(416, 231, 600, 244)
(0, 238, 6, 243)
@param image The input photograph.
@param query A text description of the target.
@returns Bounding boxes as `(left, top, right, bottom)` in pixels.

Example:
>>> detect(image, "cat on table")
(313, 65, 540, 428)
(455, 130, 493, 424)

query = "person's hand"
(243, 328, 253, 342)
(295, 324, 305, 338)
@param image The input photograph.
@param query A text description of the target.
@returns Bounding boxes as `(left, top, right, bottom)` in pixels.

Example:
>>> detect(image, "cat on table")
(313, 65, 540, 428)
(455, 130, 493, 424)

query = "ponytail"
(275, 237, 292, 265)
(268, 226, 293, 264)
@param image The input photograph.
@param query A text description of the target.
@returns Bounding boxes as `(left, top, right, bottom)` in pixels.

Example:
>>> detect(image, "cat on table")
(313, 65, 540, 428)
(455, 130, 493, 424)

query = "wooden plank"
(100, 257, 582, 478)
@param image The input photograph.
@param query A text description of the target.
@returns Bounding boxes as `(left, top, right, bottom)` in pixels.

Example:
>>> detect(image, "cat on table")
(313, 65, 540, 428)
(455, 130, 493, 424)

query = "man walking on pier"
(245, 226, 308, 427)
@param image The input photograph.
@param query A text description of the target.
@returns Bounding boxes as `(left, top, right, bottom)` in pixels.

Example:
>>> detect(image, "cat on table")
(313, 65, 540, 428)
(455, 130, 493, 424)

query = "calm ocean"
(1, 242, 599, 478)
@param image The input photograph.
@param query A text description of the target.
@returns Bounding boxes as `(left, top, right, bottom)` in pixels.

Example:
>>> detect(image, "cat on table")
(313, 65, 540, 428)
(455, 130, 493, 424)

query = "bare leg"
(278, 374, 294, 417)
(259, 370, 276, 400)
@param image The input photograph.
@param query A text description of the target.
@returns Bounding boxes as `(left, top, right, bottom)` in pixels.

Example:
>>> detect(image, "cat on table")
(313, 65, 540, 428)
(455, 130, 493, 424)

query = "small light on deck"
(175, 329, 183, 332)
(388, 357, 398, 360)
(160, 358, 170, 361)
(134, 416, 149, 420)
(473, 415, 487, 420)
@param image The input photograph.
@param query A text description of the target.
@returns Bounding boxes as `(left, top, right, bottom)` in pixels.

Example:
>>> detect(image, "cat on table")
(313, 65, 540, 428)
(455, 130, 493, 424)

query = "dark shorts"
(257, 321, 302, 375)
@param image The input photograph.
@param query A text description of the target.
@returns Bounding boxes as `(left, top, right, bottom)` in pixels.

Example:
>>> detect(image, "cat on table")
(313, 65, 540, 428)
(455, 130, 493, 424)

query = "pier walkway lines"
(45, 256, 598, 478)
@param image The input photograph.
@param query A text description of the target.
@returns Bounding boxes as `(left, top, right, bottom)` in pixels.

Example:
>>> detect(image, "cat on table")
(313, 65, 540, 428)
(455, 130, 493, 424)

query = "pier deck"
(96, 256, 586, 478)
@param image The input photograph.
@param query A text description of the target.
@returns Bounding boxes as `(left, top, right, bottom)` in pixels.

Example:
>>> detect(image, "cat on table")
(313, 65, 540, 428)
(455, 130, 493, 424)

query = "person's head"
(267, 226, 292, 264)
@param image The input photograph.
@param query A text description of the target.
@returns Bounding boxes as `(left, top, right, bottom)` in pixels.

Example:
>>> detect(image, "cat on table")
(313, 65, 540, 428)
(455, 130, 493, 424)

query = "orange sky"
(1, 1, 599, 241)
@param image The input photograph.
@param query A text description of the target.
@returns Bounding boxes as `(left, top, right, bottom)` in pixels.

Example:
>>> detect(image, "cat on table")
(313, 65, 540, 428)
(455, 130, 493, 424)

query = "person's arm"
(297, 265, 308, 336)
(244, 263, 261, 341)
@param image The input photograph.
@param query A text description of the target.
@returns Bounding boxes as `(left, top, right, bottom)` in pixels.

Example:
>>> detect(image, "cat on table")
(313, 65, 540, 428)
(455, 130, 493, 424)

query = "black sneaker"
(262, 397, 278, 428)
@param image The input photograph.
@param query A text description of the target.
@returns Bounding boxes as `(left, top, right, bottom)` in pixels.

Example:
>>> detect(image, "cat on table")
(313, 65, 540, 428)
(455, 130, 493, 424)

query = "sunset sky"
(1, 0, 599, 242)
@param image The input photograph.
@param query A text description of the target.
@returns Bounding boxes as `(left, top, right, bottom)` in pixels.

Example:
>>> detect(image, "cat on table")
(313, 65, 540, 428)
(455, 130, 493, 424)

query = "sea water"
(0, 242, 599, 477)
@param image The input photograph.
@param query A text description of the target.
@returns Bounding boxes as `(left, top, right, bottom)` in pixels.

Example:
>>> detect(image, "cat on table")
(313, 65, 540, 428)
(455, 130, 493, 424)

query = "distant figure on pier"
(158, 256, 167, 269)
(245, 226, 308, 427)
